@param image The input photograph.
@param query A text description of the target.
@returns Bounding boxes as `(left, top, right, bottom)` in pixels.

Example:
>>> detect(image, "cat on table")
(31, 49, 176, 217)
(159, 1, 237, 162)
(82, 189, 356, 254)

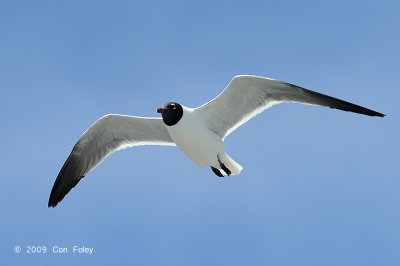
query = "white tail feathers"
(222, 154, 243, 175)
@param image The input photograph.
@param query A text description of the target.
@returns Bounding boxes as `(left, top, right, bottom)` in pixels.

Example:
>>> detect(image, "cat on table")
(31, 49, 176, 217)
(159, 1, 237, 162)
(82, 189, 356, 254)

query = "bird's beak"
(157, 107, 164, 113)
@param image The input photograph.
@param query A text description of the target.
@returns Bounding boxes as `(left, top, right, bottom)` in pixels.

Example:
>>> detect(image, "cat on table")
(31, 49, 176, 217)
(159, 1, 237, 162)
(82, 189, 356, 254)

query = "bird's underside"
(48, 75, 384, 208)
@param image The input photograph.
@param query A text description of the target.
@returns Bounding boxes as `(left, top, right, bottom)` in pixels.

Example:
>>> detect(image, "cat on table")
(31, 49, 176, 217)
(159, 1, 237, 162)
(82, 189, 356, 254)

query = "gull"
(48, 75, 384, 207)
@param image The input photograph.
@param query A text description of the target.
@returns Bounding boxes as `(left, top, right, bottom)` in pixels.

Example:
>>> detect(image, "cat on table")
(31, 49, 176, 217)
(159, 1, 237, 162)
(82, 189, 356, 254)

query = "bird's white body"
(166, 106, 242, 174)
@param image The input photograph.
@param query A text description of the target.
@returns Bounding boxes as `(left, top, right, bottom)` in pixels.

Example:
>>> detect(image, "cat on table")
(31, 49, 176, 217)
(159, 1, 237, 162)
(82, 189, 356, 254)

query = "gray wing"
(196, 75, 384, 139)
(48, 114, 174, 207)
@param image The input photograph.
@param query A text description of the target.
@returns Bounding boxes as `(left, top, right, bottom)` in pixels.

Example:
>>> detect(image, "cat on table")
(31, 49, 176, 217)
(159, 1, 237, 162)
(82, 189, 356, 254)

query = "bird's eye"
(169, 104, 176, 109)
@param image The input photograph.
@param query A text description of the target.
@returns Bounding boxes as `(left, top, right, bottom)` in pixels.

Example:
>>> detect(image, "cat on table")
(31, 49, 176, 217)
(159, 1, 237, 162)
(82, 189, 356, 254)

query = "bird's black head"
(157, 102, 183, 126)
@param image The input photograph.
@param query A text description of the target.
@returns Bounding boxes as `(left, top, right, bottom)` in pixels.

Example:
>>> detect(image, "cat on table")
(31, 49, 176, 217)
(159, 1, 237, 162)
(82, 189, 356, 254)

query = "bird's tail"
(222, 154, 243, 175)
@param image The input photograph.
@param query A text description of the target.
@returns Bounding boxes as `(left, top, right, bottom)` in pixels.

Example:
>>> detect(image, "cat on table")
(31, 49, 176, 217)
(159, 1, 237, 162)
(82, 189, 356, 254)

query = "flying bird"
(48, 75, 384, 207)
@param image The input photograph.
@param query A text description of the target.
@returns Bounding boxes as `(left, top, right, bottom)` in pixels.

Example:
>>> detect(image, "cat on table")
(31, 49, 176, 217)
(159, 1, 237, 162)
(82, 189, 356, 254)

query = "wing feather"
(196, 75, 384, 138)
(48, 114, 174, 207)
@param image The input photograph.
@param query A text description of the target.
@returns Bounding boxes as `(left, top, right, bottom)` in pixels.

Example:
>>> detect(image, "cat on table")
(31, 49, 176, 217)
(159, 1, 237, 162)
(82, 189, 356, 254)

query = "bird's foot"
(211, 166, 224, 177)
(217, 155, 231, 176)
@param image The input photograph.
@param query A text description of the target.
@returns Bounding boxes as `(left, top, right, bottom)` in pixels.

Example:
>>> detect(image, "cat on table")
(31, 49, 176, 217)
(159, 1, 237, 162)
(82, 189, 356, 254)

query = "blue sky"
(1, 0, 399, 265)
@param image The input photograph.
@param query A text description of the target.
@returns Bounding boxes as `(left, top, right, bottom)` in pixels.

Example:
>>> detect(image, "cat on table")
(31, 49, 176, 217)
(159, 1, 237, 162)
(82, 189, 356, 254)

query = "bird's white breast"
(166, 107, 223, 167)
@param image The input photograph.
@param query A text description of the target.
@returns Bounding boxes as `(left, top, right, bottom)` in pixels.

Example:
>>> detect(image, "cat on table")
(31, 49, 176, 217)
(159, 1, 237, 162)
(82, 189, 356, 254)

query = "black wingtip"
(48, 150, 86, 208)
(376, 112, 386, 117)
(282, 82, 385, 118)
(353, 108, 385, 117)
(349, 106, 385, 117)
(48, 198, 59, 208)
(296, 86, 386, 118)
(48, 174, 84, 208)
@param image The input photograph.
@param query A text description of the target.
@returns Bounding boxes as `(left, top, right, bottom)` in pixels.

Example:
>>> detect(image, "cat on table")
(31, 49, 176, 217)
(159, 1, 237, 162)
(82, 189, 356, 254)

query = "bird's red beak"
(157, 107, 164, 113)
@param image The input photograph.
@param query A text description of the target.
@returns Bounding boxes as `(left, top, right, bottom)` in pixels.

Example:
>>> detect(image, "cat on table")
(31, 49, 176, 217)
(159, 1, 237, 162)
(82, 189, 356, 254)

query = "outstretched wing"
(196, 75, 384, 138)
(48, 114, 174, 207)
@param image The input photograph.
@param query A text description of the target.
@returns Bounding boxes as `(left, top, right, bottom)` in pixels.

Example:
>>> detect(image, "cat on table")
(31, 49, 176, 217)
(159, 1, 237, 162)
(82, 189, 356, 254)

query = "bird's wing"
(48, 114, 175, 207)
(195, 75, 384, 138)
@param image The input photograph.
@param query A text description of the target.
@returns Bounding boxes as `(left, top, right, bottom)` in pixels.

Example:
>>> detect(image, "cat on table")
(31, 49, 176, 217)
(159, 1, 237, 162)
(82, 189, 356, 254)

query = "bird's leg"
(217, 155, 231, 176)
(211, 166, 224, 177)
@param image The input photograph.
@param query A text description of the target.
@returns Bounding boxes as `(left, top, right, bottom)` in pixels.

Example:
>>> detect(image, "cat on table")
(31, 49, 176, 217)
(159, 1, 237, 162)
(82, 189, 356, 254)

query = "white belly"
(166, 109, 223, 167)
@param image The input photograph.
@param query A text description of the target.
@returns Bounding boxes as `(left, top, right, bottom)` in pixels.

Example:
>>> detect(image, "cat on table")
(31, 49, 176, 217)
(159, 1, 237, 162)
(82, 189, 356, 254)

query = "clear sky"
(1, 0, 399, 265)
